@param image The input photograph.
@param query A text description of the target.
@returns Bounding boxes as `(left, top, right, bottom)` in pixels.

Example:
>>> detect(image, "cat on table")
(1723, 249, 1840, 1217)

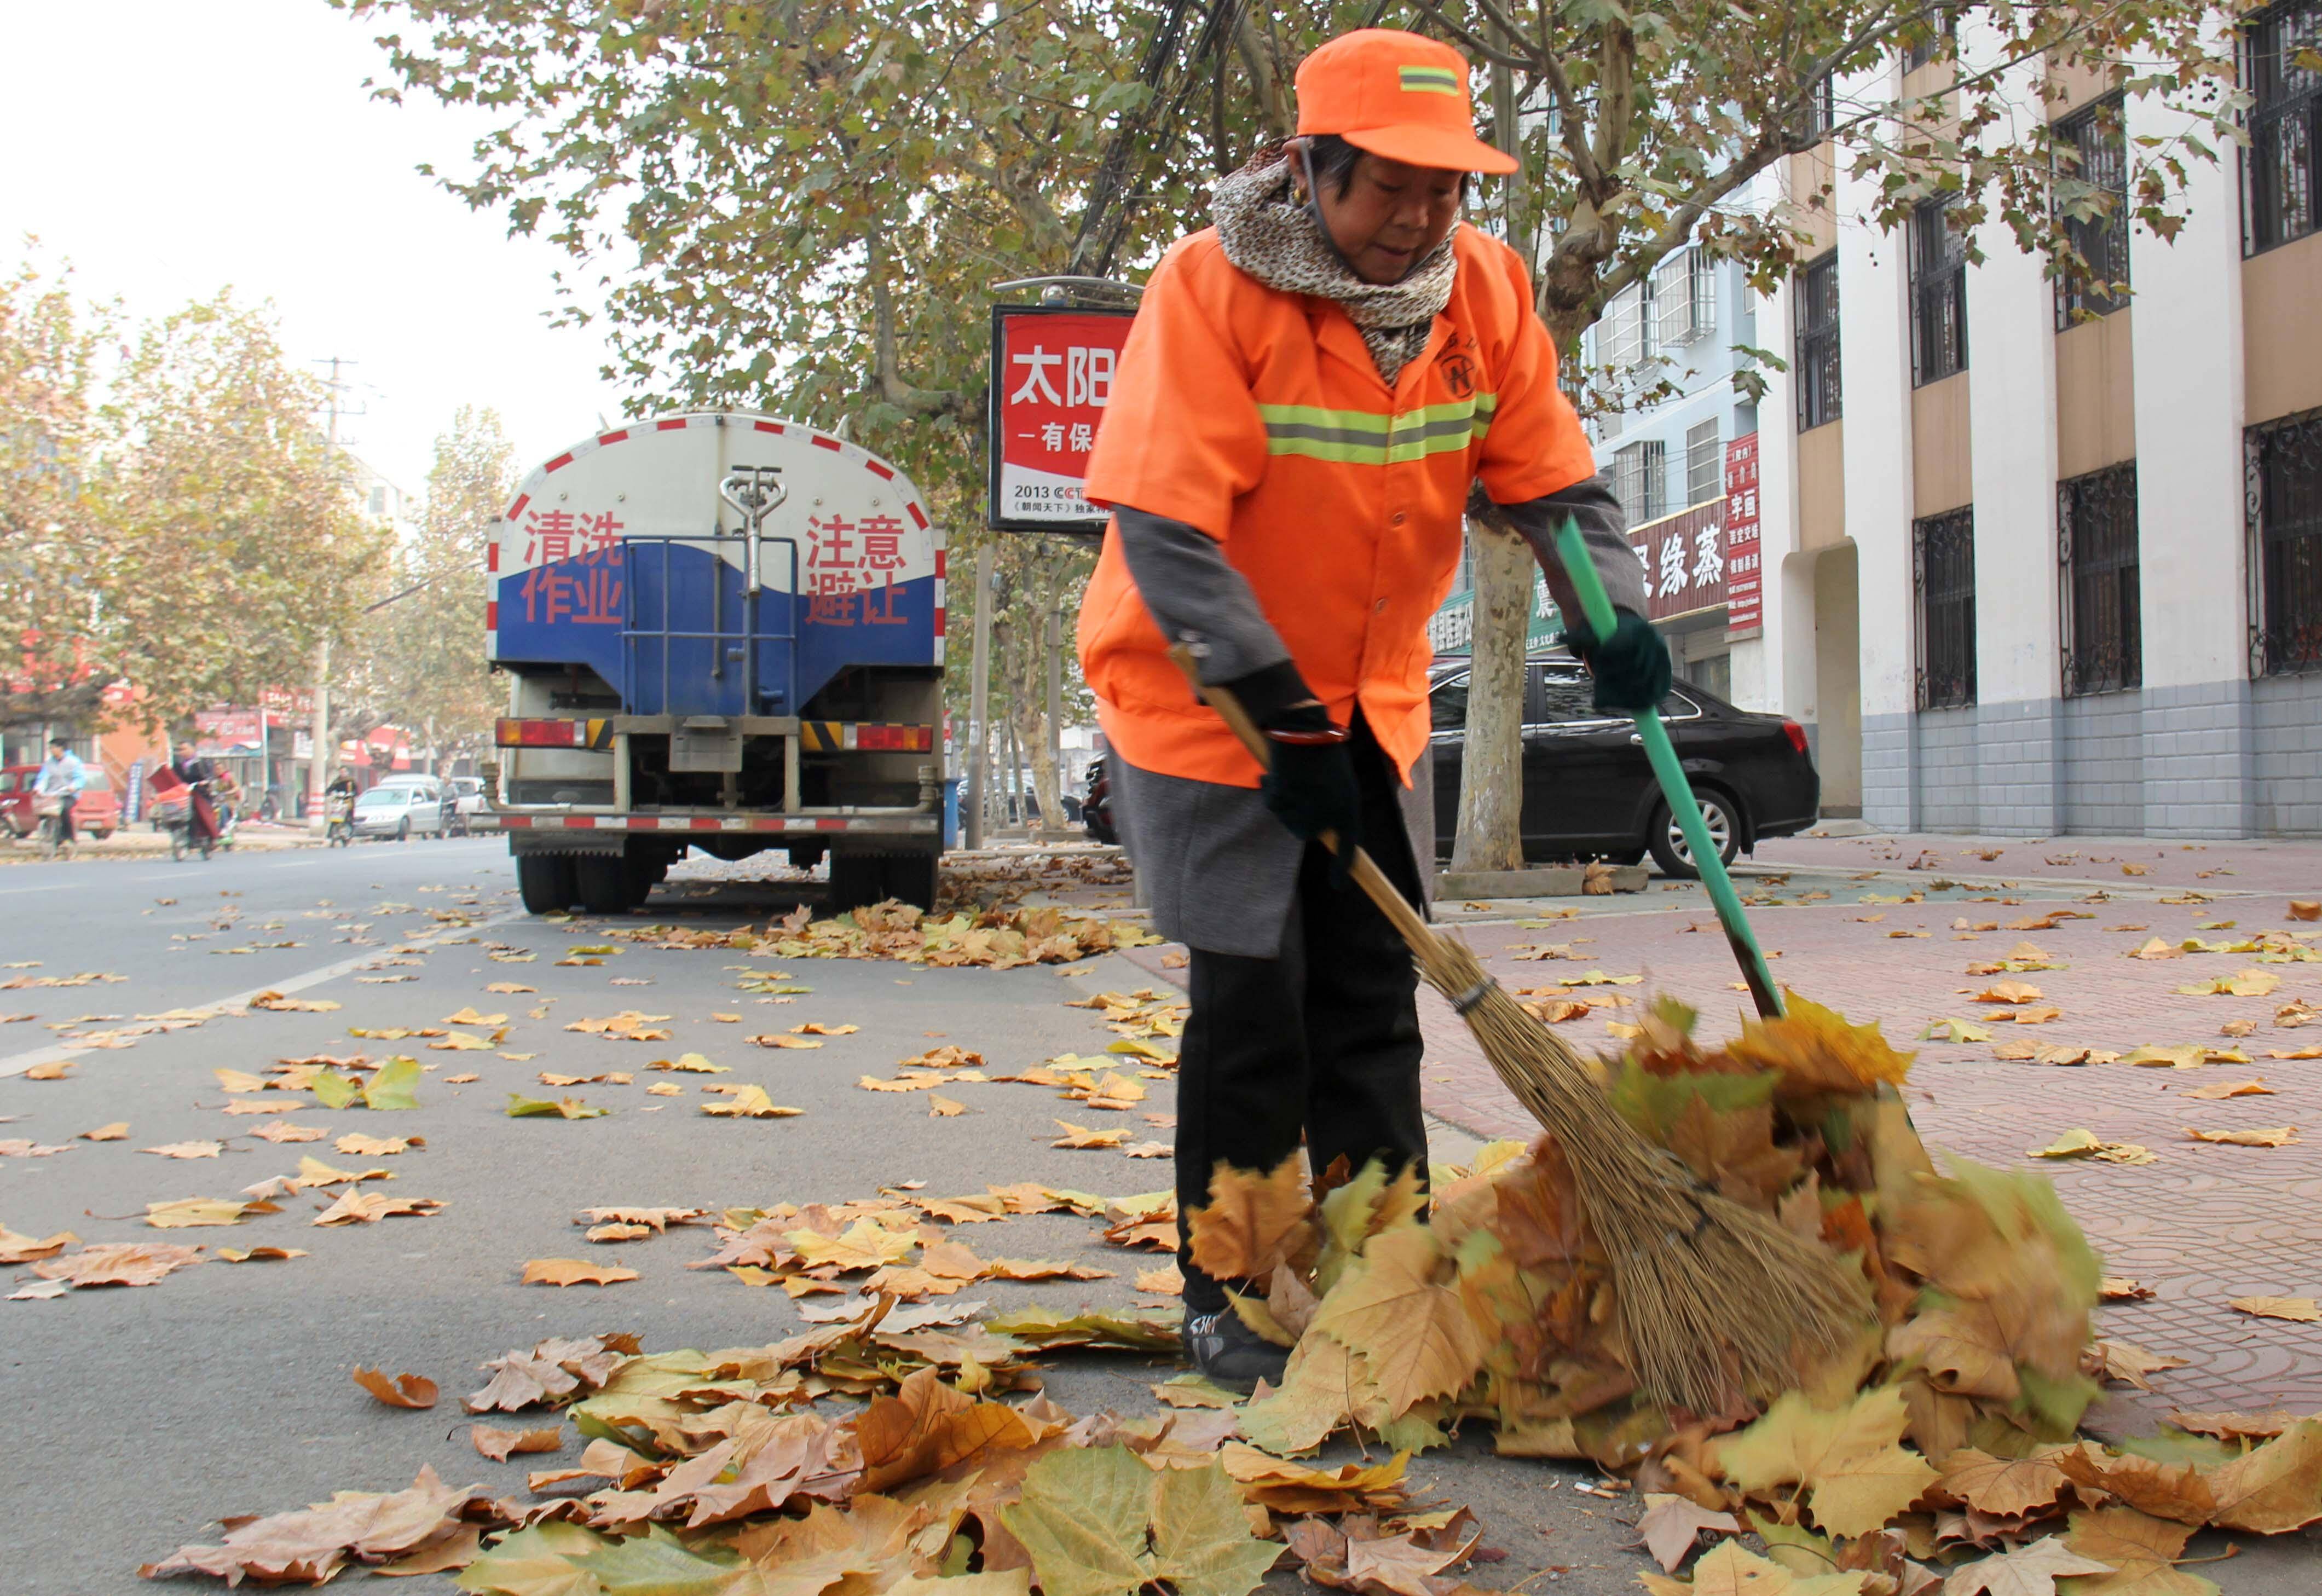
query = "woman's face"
(1297, 146, 1464, 285)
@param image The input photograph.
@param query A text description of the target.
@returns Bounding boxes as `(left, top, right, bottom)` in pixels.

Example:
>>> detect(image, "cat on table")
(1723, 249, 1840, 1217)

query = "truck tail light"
(853, 724, 933, 752)
(1781, 720, 1809, 756)
(497, 718, 600, 748)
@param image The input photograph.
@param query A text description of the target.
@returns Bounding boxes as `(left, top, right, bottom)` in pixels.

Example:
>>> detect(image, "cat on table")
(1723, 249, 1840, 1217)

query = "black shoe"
(1182, 1307, 1290, 1394)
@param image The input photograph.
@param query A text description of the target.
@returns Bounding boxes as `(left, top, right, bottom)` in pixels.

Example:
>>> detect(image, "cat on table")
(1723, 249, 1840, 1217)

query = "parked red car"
(0, 764, 123, 840)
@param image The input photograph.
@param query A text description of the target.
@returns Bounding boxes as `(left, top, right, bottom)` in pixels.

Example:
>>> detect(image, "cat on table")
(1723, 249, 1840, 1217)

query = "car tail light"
(1781, 720, 1809, 755)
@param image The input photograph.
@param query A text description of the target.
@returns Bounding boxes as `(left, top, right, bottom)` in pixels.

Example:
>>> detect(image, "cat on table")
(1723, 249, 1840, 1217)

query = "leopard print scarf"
(1210, 143, 1459, 385)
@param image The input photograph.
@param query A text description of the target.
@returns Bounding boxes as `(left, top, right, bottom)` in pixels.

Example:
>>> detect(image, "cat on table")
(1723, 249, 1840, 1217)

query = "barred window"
(1794, 252, 1842, 430)
(1653, 249, 1717, 348)
(1599, 281, 1653, 368)
(2060, 463, 2141, 696)
(1901, 7, 1958, 72)
(1684, 420, 1723, 507)
(1915, 508, 1977, 709)
(1910, 194, 1969, 385)
(2054, 95, 2132, 326)
(2249, 406, 2322, 675)
(2243, 0, 2321, 255)
(1613, 440, 1666, 525)
(1795, 74, 1836, 143)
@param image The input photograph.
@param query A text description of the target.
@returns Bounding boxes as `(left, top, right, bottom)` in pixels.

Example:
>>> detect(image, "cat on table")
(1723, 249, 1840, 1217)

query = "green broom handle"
(1553, 518, 1786, 1020)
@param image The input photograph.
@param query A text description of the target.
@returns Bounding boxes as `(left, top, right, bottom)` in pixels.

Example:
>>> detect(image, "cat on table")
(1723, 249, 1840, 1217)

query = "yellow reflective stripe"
(1399, 65, 1460, 95)
(1256, 393, 1497, 463)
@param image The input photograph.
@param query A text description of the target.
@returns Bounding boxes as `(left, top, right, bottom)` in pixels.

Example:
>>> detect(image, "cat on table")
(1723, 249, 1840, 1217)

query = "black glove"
(1223, 662, 1360, 881)
(1562, 606, 1672, 714)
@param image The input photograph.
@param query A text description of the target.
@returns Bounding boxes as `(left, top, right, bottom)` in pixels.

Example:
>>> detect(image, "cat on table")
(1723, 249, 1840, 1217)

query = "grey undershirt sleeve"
(1112, 505, 1293, 685)
(1476, 473, 1651, 624)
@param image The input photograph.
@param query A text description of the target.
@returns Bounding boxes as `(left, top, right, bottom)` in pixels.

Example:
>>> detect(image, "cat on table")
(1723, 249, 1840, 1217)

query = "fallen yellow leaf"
(522, 1258, 639, 1287)
(2180, 1079, 2275, 1100)
(2184, 1125, 2298, 1147)
(353, 1367, 438, 1409)
(700, 1085, 802, 1119)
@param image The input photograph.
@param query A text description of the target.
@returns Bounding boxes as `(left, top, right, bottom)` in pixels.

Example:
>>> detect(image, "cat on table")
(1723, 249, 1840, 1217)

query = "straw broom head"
(1159, 646, 1867, 1412)
(1418, 932, 1869, 1415)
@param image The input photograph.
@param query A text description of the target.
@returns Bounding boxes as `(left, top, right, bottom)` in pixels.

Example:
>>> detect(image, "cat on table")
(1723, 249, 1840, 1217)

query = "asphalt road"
(0, 840, 1660, 1595)
(1, 841, 2308, 1594)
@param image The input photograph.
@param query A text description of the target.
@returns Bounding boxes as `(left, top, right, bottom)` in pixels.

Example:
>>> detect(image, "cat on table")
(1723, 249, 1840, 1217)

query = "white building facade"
(1705, 9, 2322, 837)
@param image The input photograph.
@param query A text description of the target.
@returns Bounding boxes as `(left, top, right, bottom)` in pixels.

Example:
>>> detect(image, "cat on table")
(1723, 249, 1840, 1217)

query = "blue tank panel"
(490, 542, 937, 716)
(492, 546, 628, 690)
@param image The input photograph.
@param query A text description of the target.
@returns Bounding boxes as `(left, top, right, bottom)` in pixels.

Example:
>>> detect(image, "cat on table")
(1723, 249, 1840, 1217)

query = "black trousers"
(1174, 715, 1427, 1312)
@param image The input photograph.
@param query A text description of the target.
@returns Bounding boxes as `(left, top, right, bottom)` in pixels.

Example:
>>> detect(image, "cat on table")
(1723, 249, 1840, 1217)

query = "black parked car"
(1429, 653, 1818, 876)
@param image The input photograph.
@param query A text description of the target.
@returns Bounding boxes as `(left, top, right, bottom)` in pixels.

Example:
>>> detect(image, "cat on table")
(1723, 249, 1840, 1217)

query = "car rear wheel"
(1648, 791, 1741, 880)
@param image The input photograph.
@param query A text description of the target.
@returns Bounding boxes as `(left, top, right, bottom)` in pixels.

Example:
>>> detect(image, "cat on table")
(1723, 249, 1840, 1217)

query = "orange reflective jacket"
(1077, 224, 1596, 787)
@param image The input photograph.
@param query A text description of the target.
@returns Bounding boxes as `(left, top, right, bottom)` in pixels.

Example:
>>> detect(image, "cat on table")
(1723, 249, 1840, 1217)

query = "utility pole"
(1045, 603, 1063, 835)
(965, 546, 994, 849)
(305, 357, 357, 826)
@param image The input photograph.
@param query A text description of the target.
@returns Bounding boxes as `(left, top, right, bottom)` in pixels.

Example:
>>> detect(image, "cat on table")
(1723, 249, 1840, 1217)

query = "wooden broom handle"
(1165, 644, 1442, 961)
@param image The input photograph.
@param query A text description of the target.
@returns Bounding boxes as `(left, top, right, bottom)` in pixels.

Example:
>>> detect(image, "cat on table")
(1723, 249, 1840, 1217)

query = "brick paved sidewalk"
(1753, 829, 2322, 895)
(1125, 878, 2322, 1420)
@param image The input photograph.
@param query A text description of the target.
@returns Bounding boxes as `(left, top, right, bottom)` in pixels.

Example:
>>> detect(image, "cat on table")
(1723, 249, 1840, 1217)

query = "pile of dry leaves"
(139, 998, 2320, 1594)
(606, 900, 1159, 969)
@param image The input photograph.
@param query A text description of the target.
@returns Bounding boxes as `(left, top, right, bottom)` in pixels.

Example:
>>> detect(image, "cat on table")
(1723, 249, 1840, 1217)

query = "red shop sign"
(986, 304, 1135, 533)
(1724, 433, 1763, 635)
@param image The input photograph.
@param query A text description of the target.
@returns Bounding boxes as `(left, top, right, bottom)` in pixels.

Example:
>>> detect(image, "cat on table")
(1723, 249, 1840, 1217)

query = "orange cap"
(1293, 29, 1516, 176)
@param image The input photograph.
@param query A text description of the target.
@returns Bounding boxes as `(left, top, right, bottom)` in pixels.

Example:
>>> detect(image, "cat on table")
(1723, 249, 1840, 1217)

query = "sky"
(0, 0, 637, 498)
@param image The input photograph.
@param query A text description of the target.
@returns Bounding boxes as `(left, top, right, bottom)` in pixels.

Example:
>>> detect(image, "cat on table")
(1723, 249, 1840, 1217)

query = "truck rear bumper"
(472, 809, 937, 837)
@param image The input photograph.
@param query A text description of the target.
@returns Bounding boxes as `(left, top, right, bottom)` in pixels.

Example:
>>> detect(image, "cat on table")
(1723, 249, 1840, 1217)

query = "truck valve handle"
(719, 466, 788, 597)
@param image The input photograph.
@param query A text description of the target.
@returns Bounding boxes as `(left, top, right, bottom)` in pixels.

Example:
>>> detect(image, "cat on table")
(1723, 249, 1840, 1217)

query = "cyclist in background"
(34, 738, 84, 854)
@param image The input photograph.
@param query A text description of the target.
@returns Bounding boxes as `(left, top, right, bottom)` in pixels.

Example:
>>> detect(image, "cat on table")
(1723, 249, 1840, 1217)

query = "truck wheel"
(574, 853, 634, 916)
(829, 851, 938, 912)
(517, 853, 577, 914)
(826, 852, 880, 913)
(887, 852, 939, 911)
(622, 852, 660, 909)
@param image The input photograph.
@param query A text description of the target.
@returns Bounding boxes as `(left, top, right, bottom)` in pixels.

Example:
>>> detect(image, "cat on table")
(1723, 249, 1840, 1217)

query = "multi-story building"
(1431, 233, 1769, 692)
(1577, 237, 1772, 706)
(1489, 8, 2321, 838)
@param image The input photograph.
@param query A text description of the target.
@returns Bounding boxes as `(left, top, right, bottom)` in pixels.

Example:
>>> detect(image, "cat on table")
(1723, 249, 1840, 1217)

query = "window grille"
(1652, 250, 1717, 347)
(1914, 507, 1977, 708)
(2059, 462, 2141, 696)
(1795, 74, 1836, 143)
(2242, 0, 2322, 255)
(1684, 420, 1723, 507)
(1910, 194, 1969, 385)
(1613, 440, 1666, 525)
(2054, 95, 2131, 326)
(1793, 252, 1842, 430)
(1599, 281, 1651, 368)
(2248, 406, 2322, 675)
(1902, 7, 1958, 72)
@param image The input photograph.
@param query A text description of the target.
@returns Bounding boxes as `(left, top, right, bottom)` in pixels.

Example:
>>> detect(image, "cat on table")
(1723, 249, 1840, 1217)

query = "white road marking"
(0, 883, 69, 895)
(0, 907, 528, 1080)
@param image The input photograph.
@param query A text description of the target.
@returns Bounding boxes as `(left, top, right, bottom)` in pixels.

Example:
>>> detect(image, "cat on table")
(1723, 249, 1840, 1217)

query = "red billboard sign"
(1627, 498, 1727, 624)
(987, 305, 1135, 532)
(1724, 433, 1763, 635)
